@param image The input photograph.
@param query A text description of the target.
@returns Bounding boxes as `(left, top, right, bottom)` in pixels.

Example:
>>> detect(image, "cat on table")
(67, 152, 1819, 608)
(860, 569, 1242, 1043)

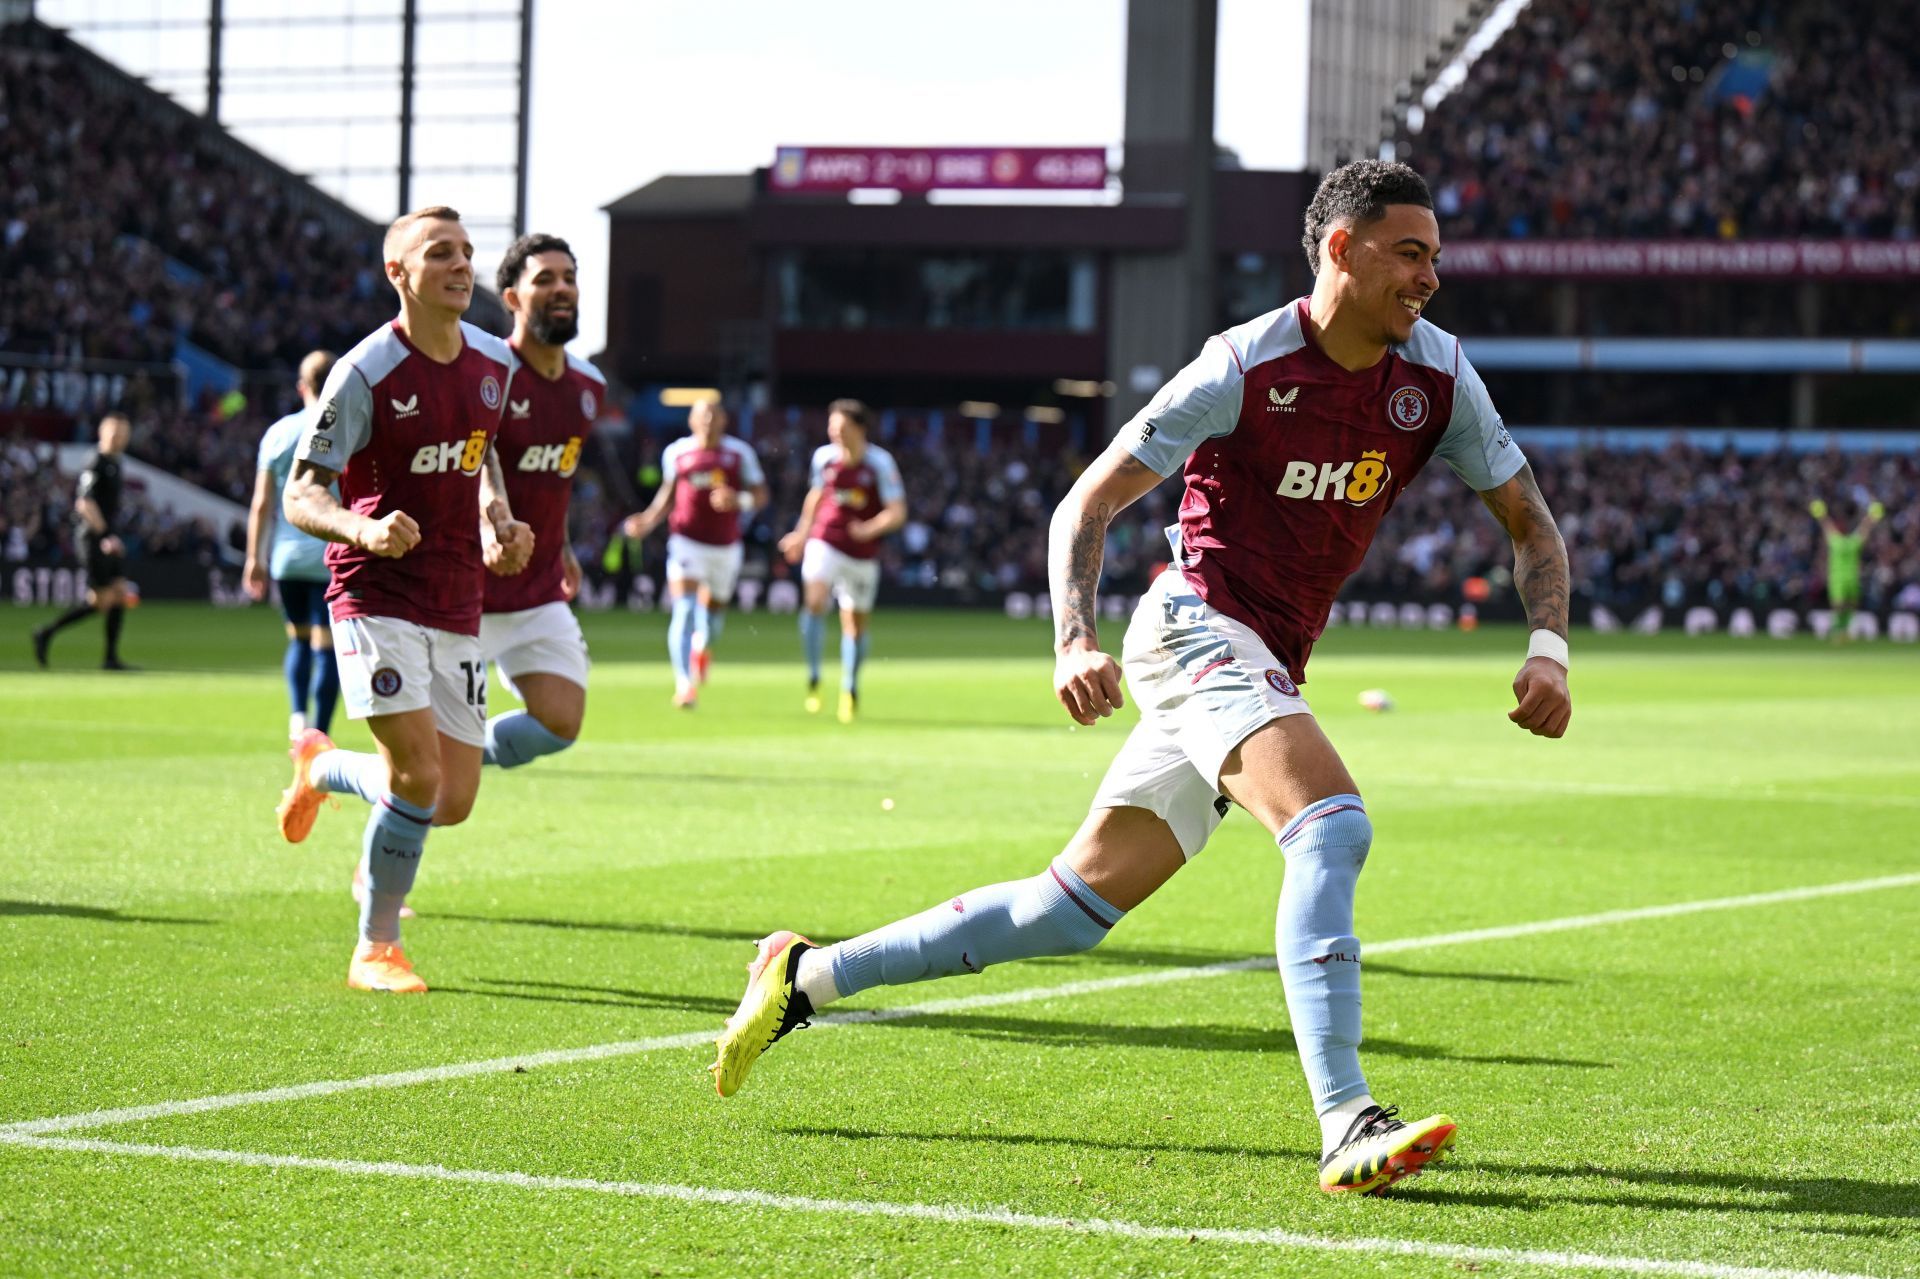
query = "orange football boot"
(277, 728, 337, 844)
(347, 941, 427, 994)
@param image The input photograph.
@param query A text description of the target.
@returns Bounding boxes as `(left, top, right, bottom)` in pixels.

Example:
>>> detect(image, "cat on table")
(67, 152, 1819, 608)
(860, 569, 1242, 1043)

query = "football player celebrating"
(713, 162, 1572, 1197)
(477, 233, 605, 763)
(777, 399, 906, 721)
(275, 206, 531, 994)
(622, 396, 769, 708)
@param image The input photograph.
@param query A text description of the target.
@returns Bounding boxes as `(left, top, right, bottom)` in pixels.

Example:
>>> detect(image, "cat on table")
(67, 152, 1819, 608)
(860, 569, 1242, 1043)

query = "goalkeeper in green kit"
(1808, 497, 1884, 641)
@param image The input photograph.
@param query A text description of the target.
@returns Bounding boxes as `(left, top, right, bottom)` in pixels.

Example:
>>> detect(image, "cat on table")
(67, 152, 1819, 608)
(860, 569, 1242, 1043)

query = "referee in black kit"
(33, 413, 137, 671)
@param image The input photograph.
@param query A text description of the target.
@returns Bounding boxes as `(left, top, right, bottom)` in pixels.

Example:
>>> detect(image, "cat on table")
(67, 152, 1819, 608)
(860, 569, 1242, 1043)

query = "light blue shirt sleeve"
(809, 445, 832, 489)
(1123, 336, 1247, 477)
(659, 438, 686, 486)
(297, 362, 372, 469)
(1434, 353, 1526, 491)
(871, 448, 905, 503)
(734, 441, 766, 487)
(256, 421, 279, 475)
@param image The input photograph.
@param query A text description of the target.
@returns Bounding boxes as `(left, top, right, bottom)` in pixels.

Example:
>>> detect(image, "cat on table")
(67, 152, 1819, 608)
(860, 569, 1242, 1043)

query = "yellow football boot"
(1319, 1106, 1456, 1196)
(711, 931, 815, 1097)
(837, 690, 857, 724)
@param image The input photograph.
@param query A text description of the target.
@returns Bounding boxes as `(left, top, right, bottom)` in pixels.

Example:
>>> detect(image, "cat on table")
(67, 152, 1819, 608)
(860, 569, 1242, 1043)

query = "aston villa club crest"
(1388, 386, 1429, 430)
(479, 375, 502, 410)
(1264, 668, 1299, 697)
(580, 389, 597, 420)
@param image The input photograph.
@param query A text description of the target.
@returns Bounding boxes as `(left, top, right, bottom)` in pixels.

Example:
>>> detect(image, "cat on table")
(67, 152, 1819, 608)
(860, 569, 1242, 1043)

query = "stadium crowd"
(0, 434, 225, 568)
(0, 39, 390, 371)
(1405, 0, 1920, 241)
(605, 419, 1920, 616)
(9, 398, 1916, 619)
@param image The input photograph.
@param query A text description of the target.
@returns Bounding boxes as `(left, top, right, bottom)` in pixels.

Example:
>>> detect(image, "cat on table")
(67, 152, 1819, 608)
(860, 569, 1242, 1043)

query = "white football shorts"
(479, 599, 590, 701)
(666, 533, 745, 603)
(1090, 568, 1313, 858)
(801, 537, 881, 613)
(330, 615, 488, 747)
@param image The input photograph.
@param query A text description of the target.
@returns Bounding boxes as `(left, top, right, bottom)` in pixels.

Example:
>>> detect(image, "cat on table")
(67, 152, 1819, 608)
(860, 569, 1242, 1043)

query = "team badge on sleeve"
(1389, 387, 1429, 430)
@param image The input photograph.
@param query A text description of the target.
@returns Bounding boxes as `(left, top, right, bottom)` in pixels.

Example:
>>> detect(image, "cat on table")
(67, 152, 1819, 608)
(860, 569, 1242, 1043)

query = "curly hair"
(1300, 161, 1433, 275)
(496, 232, 576, 295)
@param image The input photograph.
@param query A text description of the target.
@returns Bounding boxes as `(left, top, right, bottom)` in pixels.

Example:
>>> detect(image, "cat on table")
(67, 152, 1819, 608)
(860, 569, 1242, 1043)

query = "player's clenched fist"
(486, 518, 535, 576)
(362, 510, 421, 558)
(778, 530, 807, 564)
(1509, 656, 1571, 738)
(1054, 644, 1125, 726)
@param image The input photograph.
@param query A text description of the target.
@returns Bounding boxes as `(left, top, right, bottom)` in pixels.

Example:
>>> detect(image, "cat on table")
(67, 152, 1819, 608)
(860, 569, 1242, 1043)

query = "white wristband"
(735, 492, 757, 514)
(1527, 629, 1569, 670)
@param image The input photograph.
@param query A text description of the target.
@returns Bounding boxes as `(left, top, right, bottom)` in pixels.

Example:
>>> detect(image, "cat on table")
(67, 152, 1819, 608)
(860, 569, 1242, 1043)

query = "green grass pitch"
(1, 603, 1916, 1278)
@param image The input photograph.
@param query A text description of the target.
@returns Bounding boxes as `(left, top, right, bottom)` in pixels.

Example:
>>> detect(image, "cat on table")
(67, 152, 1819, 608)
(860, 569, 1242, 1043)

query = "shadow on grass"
(881, 1010, 1611, 1068)
(1390, 1158, 1920, 1227)
(434, 977, 737, 1017)
(430, 916, 1254, 975)
(778, 1123, 1317, 1163)
(0, 899, 211, 925)
(516, 769, 836, 787)
(430, 913, 778, 945)
(1363, 961, 1572, 986)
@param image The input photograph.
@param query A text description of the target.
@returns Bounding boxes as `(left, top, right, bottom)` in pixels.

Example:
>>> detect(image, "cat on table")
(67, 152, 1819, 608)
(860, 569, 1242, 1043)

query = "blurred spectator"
(0, 433, 225, 567)
(0, 41, 389, 373)
(1403, 1, 1920, 242)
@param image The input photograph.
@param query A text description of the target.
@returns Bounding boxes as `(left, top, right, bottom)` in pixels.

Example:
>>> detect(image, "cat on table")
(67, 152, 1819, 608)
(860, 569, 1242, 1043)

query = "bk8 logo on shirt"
(1273, 450, 1393, 506)
(516, 436, 582, 475)
(410, 429, 490, 475)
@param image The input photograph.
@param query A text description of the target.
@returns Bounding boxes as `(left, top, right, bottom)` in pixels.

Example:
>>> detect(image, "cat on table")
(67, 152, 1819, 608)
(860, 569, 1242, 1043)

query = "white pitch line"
(0, 1132, 1883, 1279)
(7, 870, 1920, 1138)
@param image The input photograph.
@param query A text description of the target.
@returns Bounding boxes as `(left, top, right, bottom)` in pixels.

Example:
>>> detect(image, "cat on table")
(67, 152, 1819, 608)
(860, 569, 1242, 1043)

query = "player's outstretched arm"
(778, 486, 824, 563)
(1048, 441, 1165, 725)
(285, 459, 417, 557)
(1477, 463, 1572, 738)
(853, 497, 908, 543)
(480, 441, 534, 575)
(243, 467, 274, 600)
(621, 472, 676, 540)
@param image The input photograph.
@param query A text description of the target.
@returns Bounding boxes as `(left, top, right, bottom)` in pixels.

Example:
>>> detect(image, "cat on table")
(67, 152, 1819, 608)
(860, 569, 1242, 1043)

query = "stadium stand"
(0, 434, 224, 569)
(592, 415, 1920, 616)
(1401, 0, 1920, 241)
(0, 30, 392, 371)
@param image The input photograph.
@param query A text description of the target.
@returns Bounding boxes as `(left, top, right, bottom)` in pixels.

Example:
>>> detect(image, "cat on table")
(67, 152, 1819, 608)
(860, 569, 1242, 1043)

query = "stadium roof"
(603, 174, 757, 218)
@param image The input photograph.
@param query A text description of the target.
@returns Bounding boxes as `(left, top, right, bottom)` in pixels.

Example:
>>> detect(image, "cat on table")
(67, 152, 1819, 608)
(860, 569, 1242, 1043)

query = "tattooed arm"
(1047, 440, 1168, 725)
(1477, 463, 1573, 738)
(480, 441, 535, 576)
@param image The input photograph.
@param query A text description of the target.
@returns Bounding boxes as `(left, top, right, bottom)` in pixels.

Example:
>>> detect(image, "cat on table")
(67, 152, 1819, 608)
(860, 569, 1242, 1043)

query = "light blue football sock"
(701, 609, 725, 648)
(360, 791, 434, 944)
(482, 709, 574, 768)
(828, 856, 1123, 998)
(689, 599, 712, 653)
(310, 647, 341, 734)
(840, 631, 871, 693)
(1275, 794, 1372, 1112)
(284, 639, 313, 715)
(667, 594, 696, 686)
(311, 748, 385, 805)
(799, 610, 825, 685)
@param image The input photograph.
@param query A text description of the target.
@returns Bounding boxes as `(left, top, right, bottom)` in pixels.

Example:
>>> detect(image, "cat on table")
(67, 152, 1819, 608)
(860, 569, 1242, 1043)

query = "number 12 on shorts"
(459, 660, 487, 707)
